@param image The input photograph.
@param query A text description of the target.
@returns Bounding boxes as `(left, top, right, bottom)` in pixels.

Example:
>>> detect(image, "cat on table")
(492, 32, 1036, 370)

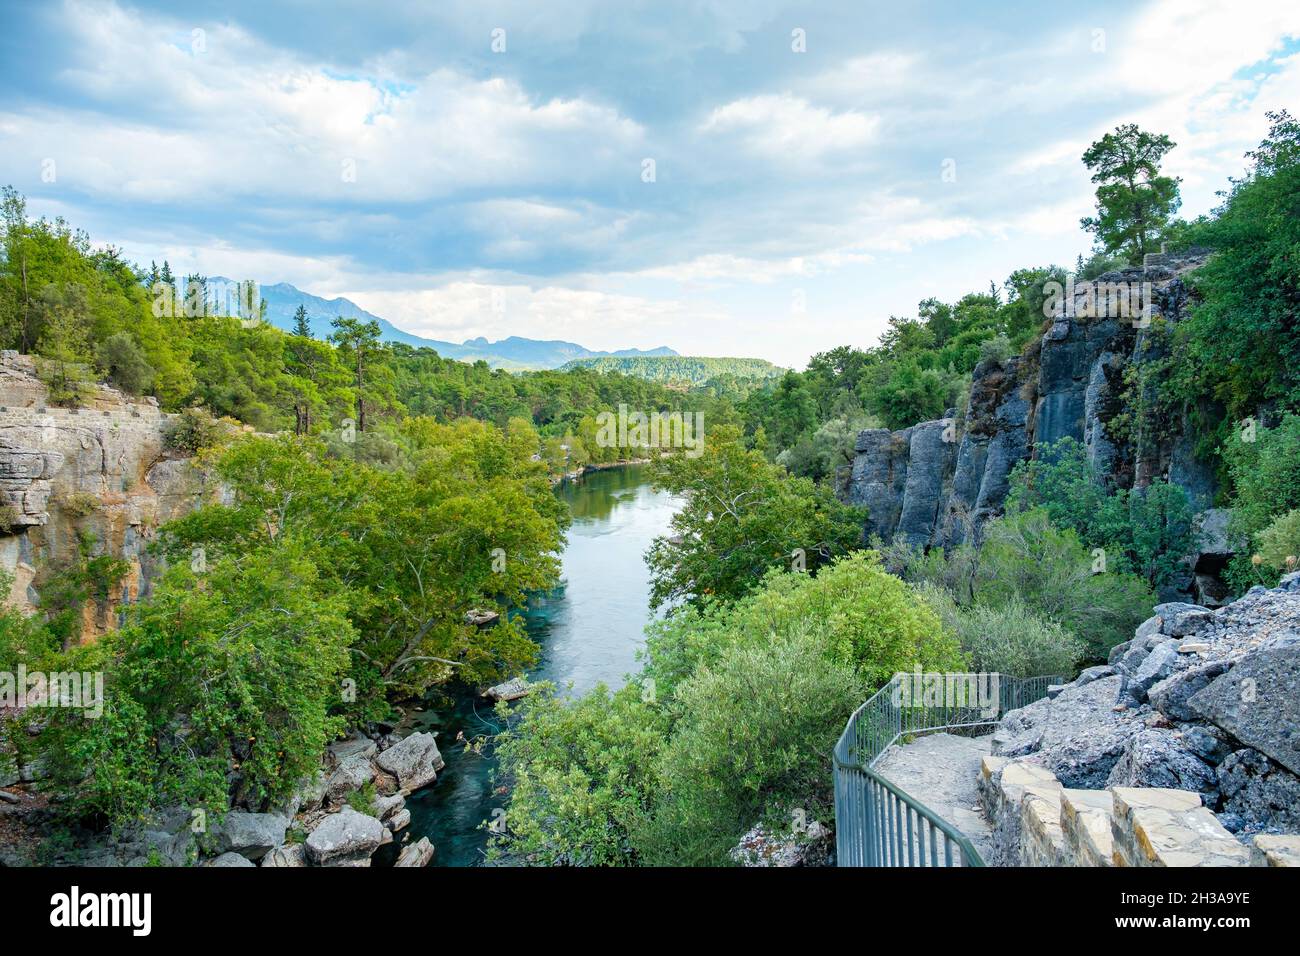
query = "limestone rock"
(304, 807, 386, 866)
(211, 811, 288, 861)
(1129, 642, 1179, 700)
(325, 752, 375, 805)
(396, 837, 435, 867)
(373, 731, 444, 792)
(482, 677, 530, 702)
(1060, 788, 1113, 867)
(1250, 834, 1300, 867)
(1110, 788, 1248, 867)
(208, 851, 256, 867)
(261, 843, 307, 867)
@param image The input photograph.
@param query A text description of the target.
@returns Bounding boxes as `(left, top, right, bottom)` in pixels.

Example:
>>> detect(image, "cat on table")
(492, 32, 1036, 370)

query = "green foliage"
(491, 682, 666, 866)
(645, 425, 865, 608)
(559, 355, 783, 387)
(163, 406, 229, 454)
(1255, 509, 1300, 574)
(96, 331, 154, 395)
(1165, 111, 1300, 421)
(1006, 437, 1194, 589)
(1080, 124, 1182, 262)
(640, 629, 866, 866)
(923, 588, 1084, 678)
(1220, 414, 1300, 590)
(45, 549, 352, 825)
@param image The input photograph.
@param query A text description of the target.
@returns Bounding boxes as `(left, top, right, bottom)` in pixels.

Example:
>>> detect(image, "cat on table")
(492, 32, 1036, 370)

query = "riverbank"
(549, 457, 653, 485)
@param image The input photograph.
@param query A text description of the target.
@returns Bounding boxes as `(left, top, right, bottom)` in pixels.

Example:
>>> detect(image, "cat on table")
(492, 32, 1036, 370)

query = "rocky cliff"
(0, 351, 210, 641)
(980, 573, 1300, 865)
(846, 251, 1226, 602)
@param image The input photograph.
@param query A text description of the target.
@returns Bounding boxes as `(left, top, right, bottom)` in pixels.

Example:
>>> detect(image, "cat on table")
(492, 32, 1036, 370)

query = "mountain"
(207, 277, 678, 370)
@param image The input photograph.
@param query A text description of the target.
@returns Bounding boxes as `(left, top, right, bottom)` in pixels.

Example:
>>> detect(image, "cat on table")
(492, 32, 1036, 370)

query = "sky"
(1, 0, 1298, 368)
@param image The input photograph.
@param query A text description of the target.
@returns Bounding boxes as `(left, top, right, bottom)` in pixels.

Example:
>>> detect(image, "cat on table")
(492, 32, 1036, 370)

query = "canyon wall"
(0, 351, 211, 641)
(846, 252, 1226, 602)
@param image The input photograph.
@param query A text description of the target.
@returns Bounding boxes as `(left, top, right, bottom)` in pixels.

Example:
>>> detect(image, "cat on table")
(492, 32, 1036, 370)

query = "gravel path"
(873, 732, 993, 864)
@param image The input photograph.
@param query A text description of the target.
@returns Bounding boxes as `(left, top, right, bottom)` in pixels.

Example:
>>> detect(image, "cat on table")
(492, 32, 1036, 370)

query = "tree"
(645, 425, 865, 607)
(96, 331, 155, 395)
(329, 316, 381, 431)
(292, 304, 312, 338)
(1080, 124, 1181, 263)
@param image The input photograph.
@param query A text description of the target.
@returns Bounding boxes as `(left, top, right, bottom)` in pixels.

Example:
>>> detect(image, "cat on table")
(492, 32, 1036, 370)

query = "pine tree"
(292, 304, 312, 338)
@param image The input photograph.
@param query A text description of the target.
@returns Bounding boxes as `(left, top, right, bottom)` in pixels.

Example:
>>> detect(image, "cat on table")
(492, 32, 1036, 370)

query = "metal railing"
(833, 672, 1064, 867)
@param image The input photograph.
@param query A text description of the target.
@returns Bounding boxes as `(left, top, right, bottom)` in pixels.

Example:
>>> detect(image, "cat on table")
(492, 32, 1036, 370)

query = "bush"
(973, 509, 1154, 659)
(638, 628, 866, 866)
(1255, 509, 1300, 574)
(490, 682, 666, 866)
(96, 332, 155, 396)
(164, 407, 227, 454)
(978, 334, 1013, 366)
(947, 599, 1084, 678)
(644, 551, 965, 693)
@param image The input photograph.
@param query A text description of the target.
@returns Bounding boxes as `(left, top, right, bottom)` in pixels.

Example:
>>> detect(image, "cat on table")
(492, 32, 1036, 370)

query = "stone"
(1129, 641, 1180, 700)
(395, 837, 435, 867)
(261, 843, 307, 867)
(304, 807, 386, 866)
(1250, 834, 1300, 867)
(1060, 788, 1113, 867)
(1216, 748, 1300, 834)
(1110, 788, 1248, 867)
(482, 677, 530, 702)
(1104, 728, 1218, 799)
(1147, 659, 1229, 722)
(371, 791, 405, 822)
(730, 818, 834, 867)
(1134, 615, 1164, 642)
(387, 808, 411, 833)
(1168, 609, 1215, 637)
(1151, 602, 1209, 629)
(1189, 636, 1300, 775)
(373, 731, 444, 792)
(328, 733, 377, 762)
(1107, 641, 1130, 666)
(208, 851, 256, 867)
(325, 752, 375, 805)
(1075, 665, 1114, 688)
(211, 811, 288, 861)
(1177, 642, 1210, 653)
(1020, 789, 1065, 866)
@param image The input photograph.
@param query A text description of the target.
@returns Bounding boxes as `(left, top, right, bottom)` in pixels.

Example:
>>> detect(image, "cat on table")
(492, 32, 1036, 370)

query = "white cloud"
(699, 94, 879, 165)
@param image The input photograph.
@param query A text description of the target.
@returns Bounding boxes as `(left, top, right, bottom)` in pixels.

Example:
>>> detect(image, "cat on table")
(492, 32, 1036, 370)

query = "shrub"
(947, 599, 1084, 678)
(164, 407, 226, 454)
(644, 551, 964, 694)
(96, 332, 155, 396)
(638, 628, 866, 866)
(490, 682, 666, 866)
(974, 509, 1154, 659)
(978, 334, 1013, 366)
(1255, 509, 1300, 574)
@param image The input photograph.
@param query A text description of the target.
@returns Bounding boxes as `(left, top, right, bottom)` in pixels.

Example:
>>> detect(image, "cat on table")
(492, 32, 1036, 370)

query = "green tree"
(645, 425, 864, 607)
(1080, 124, 1181, 263)
(292, 304, 312, 337)
(329, 316, 382, 431)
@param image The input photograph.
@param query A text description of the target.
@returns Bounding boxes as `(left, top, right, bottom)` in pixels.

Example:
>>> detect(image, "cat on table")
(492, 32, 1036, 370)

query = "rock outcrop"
(990, 573, 1300, 843)
(0, 351, 212, 642)
(845, 252, 1229, 601)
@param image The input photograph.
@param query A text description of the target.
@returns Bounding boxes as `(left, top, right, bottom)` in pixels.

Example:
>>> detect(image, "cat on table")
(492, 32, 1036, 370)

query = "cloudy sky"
(2, 0, 1298, 366)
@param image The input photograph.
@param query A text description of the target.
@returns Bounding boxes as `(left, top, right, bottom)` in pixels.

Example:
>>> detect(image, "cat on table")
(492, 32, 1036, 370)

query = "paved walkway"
(873, 732, 993, 863)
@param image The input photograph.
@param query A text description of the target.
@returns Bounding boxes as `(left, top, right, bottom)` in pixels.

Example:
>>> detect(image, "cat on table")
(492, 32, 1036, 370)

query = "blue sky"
(2, 0, 1298, 366)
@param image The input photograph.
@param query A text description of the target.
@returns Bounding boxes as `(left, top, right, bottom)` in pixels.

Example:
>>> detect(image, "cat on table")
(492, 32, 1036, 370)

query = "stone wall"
(844, 252, 1225, 601)
(0, 351, 210, 641)
(977, 573, 1300, 865)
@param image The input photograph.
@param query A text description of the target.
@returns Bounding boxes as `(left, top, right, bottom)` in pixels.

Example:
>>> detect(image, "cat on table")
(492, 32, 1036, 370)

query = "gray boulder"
(374, 732, 444, 792)
(1217, 748, 1300, 834)
(208, 851, 256, 867)
(211, 811, 288, 861)
(261, 843, 307, 867)
(1105, 728, 1218, 799)
(326, 752, 375, 805)
(1148, 659, 1229, 722)
(1152, 602, 1209, 629)
(329, 733, 378, 762)
(1189, 636, 1300, 775)
(1134, 615, 1163, 642)
(396, 837, 435, 867)
(304, 807, 386, 866)
(1129, 641, 1180, 700)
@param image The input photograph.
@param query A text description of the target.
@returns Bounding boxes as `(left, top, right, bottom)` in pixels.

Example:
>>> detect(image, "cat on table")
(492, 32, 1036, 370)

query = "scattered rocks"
(1189, 636, 1300, 776)
(1216, 748, 1300, 834)
(730, 819, 833, 867)
(208, 851, 257, 868)
(1104, 729, 1217, 799)
(482, 677, 531, 702)
(210, 811, 288, 861)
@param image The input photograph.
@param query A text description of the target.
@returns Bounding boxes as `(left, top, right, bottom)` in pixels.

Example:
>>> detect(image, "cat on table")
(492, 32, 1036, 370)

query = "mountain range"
(207, 277, 677, 371)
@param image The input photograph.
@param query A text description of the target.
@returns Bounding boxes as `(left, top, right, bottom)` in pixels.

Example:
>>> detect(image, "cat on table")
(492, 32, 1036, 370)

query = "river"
(389, 464, 679, 867)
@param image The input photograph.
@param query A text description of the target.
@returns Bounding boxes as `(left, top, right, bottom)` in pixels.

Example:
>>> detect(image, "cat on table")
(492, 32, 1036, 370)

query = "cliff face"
(0, 351, 210, 641)
(846, 252, 1222, 599)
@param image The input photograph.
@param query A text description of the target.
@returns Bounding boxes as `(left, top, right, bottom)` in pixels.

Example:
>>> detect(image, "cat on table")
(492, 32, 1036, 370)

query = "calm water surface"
(392, 464, 678, 866)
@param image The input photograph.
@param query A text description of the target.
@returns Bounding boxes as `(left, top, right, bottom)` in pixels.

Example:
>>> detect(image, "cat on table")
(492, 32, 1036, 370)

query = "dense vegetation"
(560, 355, 784, 389)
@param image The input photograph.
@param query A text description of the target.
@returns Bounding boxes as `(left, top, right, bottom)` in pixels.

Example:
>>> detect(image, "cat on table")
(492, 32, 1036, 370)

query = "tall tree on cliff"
(1080, 124, 1181, 263)
(329, 315, 381, 432)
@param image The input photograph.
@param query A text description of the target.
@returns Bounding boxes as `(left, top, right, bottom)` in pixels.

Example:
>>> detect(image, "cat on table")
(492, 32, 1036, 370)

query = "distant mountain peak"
(209, 277, 679, 370)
